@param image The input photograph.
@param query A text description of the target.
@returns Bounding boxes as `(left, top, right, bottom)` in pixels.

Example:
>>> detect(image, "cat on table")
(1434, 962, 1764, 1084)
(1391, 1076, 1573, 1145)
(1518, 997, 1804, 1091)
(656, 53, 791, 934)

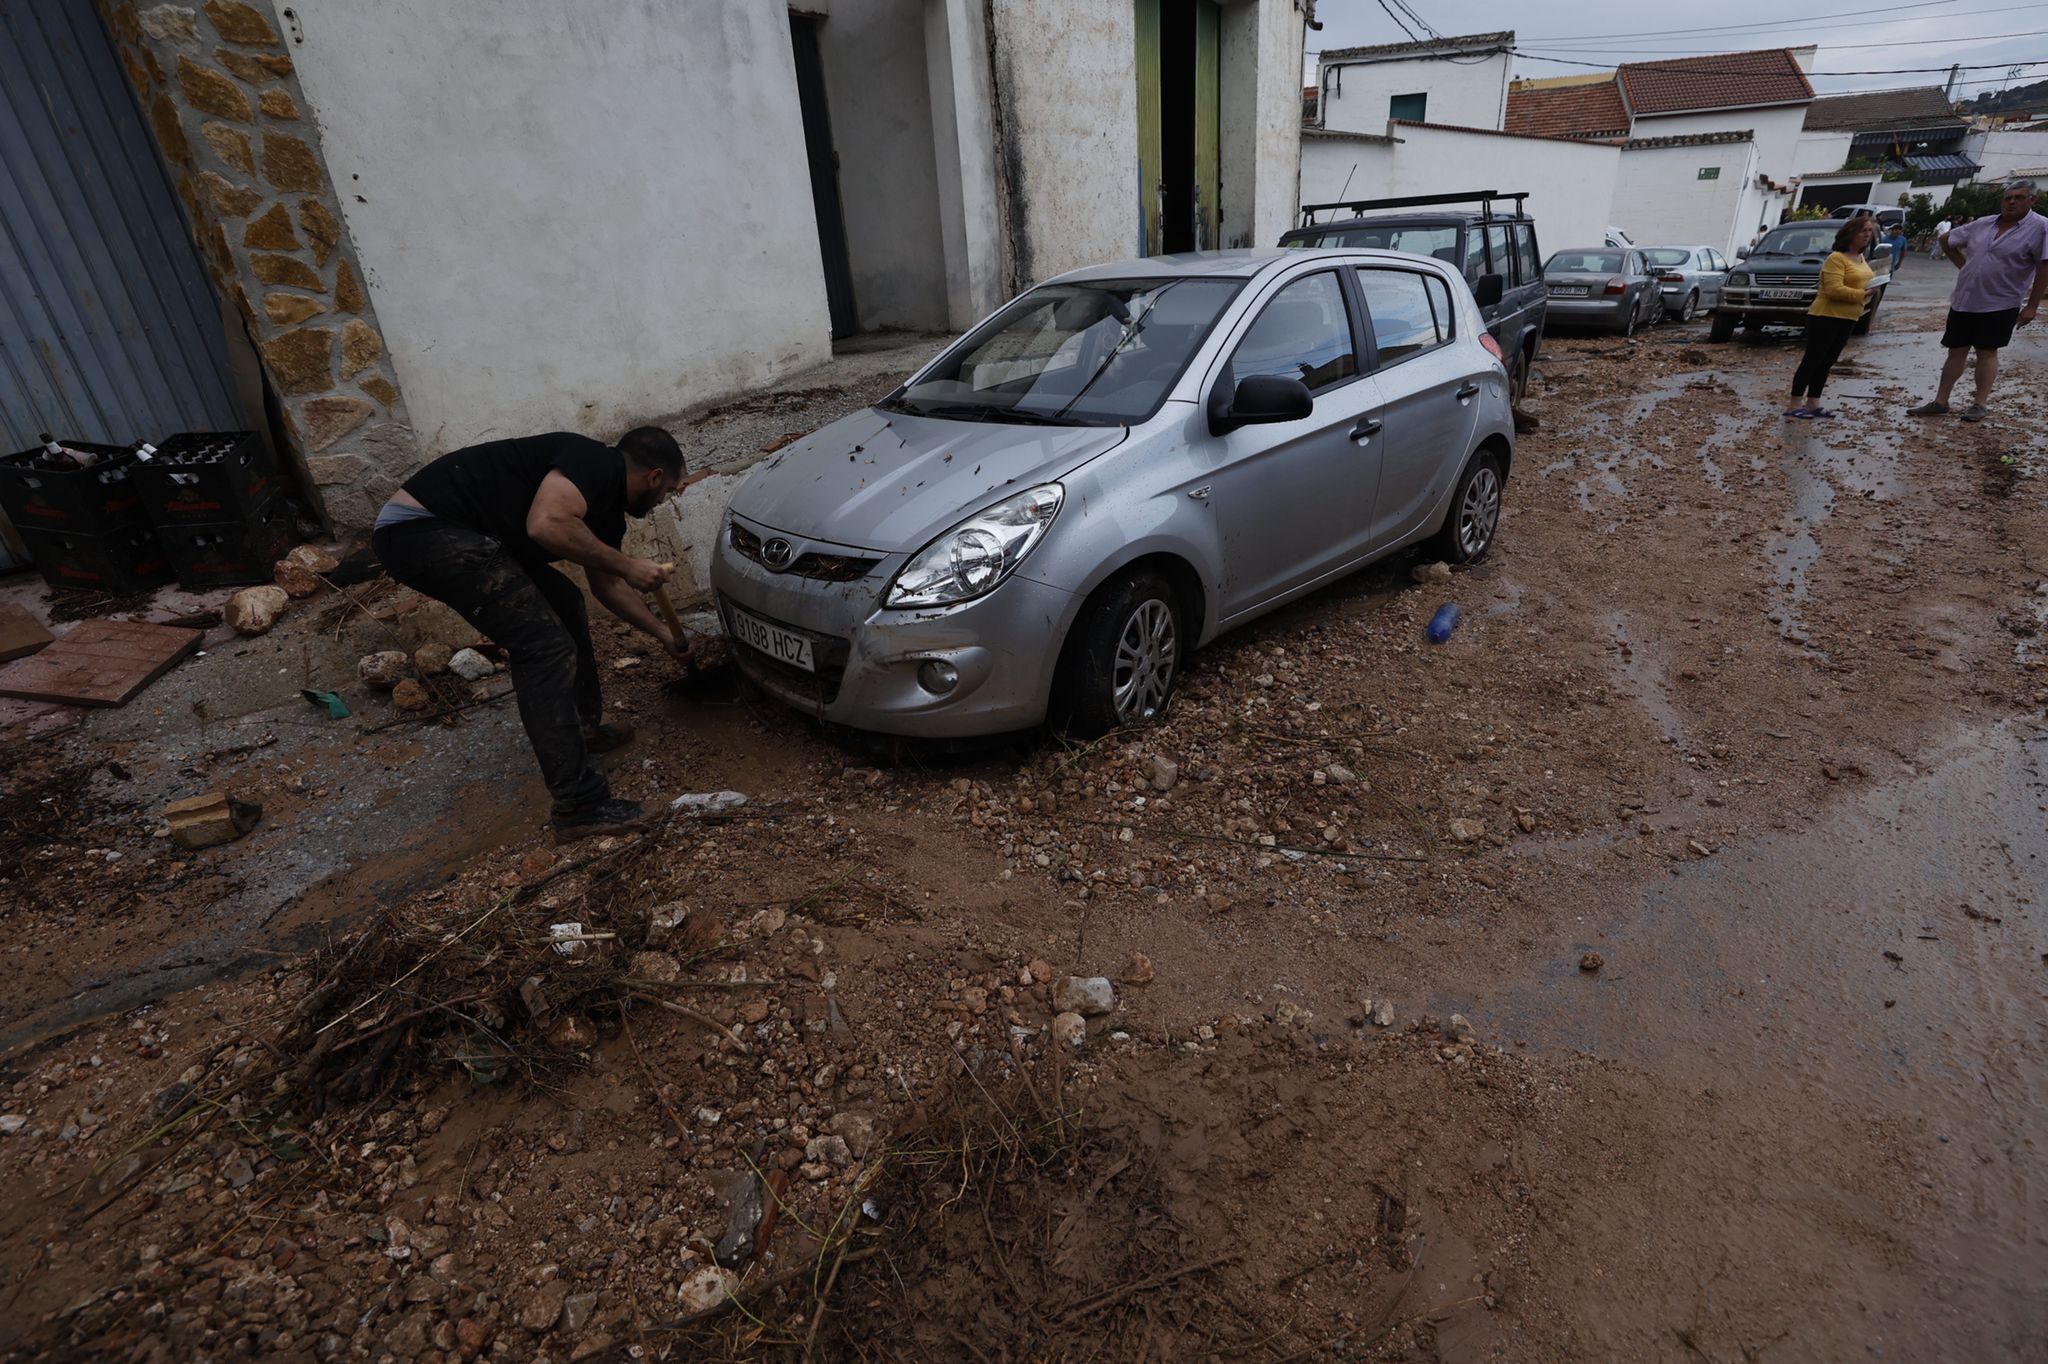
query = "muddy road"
(2, 267, 2043, 1362)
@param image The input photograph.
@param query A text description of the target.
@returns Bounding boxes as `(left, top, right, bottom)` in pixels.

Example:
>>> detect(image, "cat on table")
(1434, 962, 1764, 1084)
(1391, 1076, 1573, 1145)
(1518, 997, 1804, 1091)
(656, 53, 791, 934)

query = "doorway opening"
(1136, 0, 1221, 256)
(788, 12, 858, 339)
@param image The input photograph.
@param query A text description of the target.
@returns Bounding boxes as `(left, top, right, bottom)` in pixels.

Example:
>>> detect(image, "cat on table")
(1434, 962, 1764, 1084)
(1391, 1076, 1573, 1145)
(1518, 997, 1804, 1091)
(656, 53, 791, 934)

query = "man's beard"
(627, 490, 662, 517)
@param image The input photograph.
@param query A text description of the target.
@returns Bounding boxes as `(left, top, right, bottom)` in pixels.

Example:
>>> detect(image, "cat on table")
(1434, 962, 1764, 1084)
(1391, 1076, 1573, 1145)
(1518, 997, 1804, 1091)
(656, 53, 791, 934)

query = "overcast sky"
(1309, 0, 2046, 101)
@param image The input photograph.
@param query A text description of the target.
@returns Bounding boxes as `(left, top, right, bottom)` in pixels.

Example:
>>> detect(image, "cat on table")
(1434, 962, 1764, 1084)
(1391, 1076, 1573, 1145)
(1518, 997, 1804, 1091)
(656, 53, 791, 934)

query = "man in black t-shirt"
(370, 427, 691, 839)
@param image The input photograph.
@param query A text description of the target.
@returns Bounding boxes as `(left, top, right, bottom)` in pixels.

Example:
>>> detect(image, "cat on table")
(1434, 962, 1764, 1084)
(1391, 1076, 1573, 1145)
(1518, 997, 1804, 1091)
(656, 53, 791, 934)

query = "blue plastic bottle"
(1426, 603, 1461, 644)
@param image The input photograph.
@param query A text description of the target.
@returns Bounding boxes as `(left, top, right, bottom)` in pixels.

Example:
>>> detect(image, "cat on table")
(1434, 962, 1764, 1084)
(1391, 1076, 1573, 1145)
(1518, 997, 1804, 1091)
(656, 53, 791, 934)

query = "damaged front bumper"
(708, 512, 1079, 737)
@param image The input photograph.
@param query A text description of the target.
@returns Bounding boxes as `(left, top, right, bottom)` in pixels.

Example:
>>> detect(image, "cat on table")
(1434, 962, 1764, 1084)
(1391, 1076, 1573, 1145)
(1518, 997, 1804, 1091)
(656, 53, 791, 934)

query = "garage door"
(0, 0, 241, 452)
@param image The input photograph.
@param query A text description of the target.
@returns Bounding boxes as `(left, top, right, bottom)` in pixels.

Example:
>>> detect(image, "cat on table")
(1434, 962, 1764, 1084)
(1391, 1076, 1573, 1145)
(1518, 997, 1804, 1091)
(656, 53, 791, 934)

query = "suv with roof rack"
(1713, 219, 1889, 342)
(1280, 190, 1546, 404)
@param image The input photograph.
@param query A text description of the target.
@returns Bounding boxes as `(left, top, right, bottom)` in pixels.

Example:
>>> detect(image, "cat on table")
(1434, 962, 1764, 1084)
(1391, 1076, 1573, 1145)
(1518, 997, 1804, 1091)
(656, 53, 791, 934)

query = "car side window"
(1513, 225, 1541, 283)
(1354, 268, 1445, 366)
(1486, 225, 1514, 286)
(1422, 274, 1455, 339)
(1229, 272, 1357, 393)
(1462, 230, 1488, 286)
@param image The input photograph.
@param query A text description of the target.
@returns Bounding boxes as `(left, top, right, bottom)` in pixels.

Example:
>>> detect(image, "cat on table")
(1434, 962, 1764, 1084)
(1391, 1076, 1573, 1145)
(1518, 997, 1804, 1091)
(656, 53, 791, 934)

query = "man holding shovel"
(371, 427, 701, 840)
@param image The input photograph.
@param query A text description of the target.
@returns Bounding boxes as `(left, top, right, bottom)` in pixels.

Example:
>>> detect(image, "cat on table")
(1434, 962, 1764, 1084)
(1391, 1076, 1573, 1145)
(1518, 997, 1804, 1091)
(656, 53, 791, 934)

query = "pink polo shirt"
(1947, 211, 2048, 313)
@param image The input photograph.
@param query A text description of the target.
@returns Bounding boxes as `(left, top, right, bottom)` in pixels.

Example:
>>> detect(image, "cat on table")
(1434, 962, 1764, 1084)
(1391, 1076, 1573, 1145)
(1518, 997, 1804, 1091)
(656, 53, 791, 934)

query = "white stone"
(448, 648, 496, 681)
(672, 790, 747, 814)
(1051, 1012, 1086, 1049)
(1052, 976, 1115, 1018)
(225, 585, 288, 636)
(0, 1114, 26, 1135)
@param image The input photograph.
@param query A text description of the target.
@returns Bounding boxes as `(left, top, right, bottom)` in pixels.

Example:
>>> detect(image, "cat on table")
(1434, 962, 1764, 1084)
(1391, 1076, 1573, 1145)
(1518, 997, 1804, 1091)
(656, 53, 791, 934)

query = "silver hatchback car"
(710, 248, 1515, 737)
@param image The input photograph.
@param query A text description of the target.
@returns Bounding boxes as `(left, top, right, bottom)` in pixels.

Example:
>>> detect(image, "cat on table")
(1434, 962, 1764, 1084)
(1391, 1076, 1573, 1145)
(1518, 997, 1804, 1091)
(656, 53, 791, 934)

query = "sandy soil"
(1, 271, 2043, 1363)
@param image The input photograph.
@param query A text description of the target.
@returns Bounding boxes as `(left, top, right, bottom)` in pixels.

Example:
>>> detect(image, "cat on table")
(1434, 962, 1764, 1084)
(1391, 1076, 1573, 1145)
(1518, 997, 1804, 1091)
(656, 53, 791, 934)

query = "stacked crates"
(0, 441, 172, 593)
(133, 432, 291, 586)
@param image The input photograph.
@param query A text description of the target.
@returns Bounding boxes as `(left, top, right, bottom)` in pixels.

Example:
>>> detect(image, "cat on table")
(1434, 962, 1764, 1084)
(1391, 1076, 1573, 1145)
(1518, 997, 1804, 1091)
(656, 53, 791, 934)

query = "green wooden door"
(1194, 0, 1220, 249)
(1135, 0, 1162, 256)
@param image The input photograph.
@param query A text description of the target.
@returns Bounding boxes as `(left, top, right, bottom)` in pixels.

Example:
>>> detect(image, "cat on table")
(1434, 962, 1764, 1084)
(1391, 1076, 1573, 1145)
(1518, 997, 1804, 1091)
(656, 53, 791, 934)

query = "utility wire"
(1524, 28, 2048, 57)
(1521, 0, 1962, 43)
(1512, 50, 2044, 77)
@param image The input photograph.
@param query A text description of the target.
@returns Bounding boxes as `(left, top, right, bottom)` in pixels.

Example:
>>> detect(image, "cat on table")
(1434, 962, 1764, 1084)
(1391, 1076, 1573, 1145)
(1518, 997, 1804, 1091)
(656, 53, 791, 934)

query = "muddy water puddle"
(1466, 720, 2048, 1348)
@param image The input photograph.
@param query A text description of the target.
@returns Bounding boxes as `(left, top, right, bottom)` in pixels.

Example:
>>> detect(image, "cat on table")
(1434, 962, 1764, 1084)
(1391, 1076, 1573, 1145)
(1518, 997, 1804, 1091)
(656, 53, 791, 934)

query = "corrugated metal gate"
(0, 0, 240, 452)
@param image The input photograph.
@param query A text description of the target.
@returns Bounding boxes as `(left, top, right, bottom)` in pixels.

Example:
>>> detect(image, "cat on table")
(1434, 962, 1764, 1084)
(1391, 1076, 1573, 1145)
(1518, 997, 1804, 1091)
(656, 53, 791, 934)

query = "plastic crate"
(18, 523, 174, 595)
(156, 491, 293, 587)
(0, 442, 150, 537)
(133, 431, 281, 528)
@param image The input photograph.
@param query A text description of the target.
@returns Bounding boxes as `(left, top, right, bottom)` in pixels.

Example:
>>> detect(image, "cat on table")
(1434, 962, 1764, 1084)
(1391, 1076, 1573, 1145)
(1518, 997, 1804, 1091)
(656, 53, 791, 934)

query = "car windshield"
(1292, 223, 1460, 265)
(1643, 248, 1691, 267)
(1753, 225, 1839, 256)
(888, 278, 1242, 426)
(1547, 250, 1623, 274)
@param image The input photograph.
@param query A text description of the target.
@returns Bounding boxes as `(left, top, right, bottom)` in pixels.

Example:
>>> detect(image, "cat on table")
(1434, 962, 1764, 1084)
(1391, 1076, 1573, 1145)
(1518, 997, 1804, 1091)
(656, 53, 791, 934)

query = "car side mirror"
(1472, 273, 1505, 308)
(1735, 245, 1750, 260)
(1208, 373, 1312, 435)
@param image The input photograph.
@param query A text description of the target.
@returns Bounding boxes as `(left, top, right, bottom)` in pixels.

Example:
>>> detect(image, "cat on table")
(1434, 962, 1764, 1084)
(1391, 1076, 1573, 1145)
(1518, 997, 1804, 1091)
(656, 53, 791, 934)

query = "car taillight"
(1604, 278, 1627, 295)
(1478, 334, 1503, 362)
(1659, 272, 1685, 283)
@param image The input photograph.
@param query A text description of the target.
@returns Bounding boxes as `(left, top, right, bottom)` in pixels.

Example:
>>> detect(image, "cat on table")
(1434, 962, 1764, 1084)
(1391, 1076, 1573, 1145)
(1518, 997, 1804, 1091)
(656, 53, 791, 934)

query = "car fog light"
(917, 659, 960, 695)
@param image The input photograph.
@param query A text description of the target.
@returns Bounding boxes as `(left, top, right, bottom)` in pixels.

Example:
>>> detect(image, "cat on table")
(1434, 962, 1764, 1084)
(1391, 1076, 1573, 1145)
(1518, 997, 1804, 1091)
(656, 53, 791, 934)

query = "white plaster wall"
(1630, 106, 1808, 187)
(816, 0, 950, 331)
(288, 0, 831, 455)
(1792, 130, 1854, 177)
(1972, 130, 2048, 184)
(1303, 126, 1620, 258)
(990, 0, 1139, 282)
(1614, 142, 1757, 259)
(1298, 134, 1396, 210)
(1220, 0, 1309, 249)
(925, 0, 1005, 327)
(1319, 51, 1510, 135)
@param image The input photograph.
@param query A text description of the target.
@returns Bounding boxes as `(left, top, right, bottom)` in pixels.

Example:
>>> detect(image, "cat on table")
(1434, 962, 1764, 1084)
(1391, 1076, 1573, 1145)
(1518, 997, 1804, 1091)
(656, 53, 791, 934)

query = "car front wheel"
(1709, 310, 1737, 343)
(1431, 449, 1505, 565)
(1054, 570, 1182, 737)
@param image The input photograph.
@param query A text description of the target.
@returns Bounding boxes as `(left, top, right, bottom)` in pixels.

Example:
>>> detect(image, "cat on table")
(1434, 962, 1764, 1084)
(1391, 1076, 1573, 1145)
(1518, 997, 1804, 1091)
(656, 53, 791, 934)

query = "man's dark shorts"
(1941, 307, 2022, 351)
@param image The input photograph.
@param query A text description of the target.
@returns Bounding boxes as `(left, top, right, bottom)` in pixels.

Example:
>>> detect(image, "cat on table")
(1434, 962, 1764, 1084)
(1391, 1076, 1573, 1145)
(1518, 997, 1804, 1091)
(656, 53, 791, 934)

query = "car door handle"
(1349, 417, 1382, 441)
(1455, 382, 1481, 399)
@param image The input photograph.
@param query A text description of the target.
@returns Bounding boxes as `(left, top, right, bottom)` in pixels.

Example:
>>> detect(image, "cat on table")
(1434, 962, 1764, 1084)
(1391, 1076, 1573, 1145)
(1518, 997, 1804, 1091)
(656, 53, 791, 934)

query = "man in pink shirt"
(1908, 180, 2048, 423)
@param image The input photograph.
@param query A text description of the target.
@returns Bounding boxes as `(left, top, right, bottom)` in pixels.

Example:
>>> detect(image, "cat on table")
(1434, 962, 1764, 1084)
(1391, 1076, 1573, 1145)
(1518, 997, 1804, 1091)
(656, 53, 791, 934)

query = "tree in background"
(1904, 193, 1938, 236)
(1939, 182, 2006, 223)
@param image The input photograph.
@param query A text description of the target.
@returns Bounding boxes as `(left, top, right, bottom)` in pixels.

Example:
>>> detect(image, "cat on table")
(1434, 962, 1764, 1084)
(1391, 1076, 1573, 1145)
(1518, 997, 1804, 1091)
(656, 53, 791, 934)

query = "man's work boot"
(550, 796, 652, 843)
(581, 720, 636, 755)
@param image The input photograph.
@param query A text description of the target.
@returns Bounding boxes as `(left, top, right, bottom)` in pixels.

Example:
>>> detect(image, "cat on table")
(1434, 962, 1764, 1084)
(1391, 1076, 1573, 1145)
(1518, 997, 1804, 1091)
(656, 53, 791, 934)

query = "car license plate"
(728, 605, 815, 673)
(1551, 286, 1589, 297)
(1759, 288, 1805, 300)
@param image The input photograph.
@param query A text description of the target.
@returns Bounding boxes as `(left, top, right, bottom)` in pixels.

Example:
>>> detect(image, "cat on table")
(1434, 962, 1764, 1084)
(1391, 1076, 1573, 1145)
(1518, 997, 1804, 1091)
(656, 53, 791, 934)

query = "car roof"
(1044, 247, 1461, 287)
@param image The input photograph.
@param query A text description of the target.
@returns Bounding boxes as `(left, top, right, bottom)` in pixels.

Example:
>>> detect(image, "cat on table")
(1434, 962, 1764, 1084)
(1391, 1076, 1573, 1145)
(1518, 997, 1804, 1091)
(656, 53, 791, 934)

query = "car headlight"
(886, 483, 1063, 609)
(1729, 272, 1749, 287)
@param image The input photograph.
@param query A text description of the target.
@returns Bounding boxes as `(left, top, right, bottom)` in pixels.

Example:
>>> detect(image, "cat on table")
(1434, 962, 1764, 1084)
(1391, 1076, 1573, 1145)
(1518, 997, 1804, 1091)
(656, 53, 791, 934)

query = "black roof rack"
(1297, 189, 1530, 228)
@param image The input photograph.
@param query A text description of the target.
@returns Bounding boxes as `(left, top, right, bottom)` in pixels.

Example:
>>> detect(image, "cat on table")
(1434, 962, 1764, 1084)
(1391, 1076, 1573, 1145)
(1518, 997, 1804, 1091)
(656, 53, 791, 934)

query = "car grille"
(730, 522, 881, 583)
(719, 597, 848, 708)
(1750, 274, 1819, 290)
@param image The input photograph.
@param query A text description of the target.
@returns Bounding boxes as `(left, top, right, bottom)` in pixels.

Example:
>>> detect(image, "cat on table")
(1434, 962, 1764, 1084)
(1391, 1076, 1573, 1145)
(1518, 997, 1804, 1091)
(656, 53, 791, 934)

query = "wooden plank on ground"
(0, 603, 53, 663)
(0, 618, 202, 707)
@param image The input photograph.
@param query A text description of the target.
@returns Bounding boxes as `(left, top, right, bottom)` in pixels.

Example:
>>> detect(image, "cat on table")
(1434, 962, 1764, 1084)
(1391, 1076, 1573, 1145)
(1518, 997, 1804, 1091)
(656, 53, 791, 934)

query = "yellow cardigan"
(1810, 251, 1873, 321)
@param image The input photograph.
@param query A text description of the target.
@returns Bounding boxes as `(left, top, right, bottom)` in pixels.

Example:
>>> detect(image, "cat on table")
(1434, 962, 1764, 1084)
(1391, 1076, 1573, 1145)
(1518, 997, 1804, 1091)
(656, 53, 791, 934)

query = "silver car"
(1642, 245, 1731, 321)
(1540, 247, 1663, 336)
(710, 249, 1514, 737)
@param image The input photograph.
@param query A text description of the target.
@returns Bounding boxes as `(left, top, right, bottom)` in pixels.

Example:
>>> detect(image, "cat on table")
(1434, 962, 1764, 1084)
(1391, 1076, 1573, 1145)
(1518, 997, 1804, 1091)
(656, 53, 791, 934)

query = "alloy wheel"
(1681, 290, 1698, 322)
(1112, 599, 1177, 723)
(1459, 466, 1502, 558)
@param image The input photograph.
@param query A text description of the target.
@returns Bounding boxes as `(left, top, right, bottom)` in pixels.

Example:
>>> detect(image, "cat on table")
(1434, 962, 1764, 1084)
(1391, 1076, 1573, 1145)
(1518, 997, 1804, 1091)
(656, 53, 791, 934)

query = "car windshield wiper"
(905, 403, 1066, 426)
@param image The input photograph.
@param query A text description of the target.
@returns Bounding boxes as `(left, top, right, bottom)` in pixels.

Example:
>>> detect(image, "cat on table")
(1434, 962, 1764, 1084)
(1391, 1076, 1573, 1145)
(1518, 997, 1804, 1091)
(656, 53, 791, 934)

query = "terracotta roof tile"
(1618, 49, 1813, 116)
(1803, 86, 1958, 131)
(1505, 81, 1630, 139)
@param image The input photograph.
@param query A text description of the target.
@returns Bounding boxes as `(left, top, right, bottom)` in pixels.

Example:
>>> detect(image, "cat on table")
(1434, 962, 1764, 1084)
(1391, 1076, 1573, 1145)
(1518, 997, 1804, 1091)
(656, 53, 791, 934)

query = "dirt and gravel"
(1, 274, 2043, 1362)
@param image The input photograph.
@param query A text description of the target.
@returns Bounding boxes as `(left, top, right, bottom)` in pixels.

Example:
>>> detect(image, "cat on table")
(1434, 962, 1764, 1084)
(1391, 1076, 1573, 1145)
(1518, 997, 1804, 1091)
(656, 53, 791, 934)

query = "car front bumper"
(708, 513, 1078, 737)
(1717, 287, 1820, 322)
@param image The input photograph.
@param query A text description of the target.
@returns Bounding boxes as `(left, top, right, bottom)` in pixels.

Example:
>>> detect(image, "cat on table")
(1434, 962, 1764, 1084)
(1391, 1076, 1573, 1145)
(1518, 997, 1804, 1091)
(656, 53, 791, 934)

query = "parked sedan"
(1642, 245, 1730, 321)
(1541, 248, 1662, 335)
(711, 249, 1515, 738)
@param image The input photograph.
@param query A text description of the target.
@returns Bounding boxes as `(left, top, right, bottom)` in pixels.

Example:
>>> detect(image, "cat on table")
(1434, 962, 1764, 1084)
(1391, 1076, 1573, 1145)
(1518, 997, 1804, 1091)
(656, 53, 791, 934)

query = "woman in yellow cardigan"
(1788, 215, 1878, 419)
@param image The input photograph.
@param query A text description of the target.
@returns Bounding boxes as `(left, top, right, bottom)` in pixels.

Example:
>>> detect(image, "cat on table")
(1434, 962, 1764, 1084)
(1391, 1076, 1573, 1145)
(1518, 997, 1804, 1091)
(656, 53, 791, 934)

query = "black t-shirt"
(403, 432, 626, 566)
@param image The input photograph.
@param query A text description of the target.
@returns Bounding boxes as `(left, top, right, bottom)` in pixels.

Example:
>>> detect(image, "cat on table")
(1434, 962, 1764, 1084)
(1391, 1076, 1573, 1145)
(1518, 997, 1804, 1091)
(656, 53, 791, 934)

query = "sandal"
(1785, 407, 1812, 419)
(1808, 408, 1837, 419)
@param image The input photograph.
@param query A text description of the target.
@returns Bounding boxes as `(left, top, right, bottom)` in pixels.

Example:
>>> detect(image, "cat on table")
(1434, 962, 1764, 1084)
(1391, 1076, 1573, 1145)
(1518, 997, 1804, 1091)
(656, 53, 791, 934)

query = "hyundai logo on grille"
(761, 537, 796, 570)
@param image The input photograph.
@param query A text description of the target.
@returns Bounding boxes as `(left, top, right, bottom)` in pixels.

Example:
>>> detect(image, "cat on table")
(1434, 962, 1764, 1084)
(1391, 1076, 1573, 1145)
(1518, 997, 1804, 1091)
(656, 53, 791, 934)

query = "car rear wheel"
(1709, 310, 1737, 343)
(1054, 570, 1182, 737)
(1672, 289, 1699, 323)
(1430, 449, 1505, 565)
